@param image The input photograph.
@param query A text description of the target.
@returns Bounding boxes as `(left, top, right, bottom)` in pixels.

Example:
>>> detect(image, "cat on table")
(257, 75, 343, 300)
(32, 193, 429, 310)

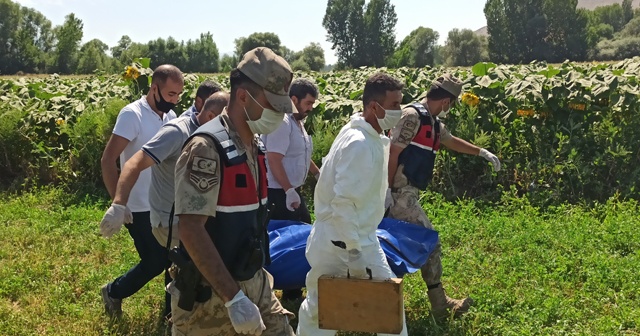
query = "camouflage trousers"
(167, 268, 295, 336)
(388, 186, 443, 286)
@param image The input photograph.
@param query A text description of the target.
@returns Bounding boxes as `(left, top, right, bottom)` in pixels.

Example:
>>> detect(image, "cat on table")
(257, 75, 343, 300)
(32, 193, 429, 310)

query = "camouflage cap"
(237, 47, 296, 114)
(433, 74, 463, 105)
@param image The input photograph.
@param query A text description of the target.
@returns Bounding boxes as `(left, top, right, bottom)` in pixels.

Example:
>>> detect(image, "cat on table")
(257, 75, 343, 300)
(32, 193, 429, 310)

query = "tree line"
(324, 0, 640, 68)
(1, 0, 639, 75)
(0, 0, 326, 75)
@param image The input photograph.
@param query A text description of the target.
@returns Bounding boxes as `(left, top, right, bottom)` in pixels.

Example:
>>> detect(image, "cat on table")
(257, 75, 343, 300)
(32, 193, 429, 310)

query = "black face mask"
(153, 86, 176, 113)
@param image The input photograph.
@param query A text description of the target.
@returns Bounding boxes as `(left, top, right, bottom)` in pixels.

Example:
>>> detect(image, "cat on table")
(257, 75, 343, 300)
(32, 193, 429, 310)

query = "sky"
(13, 0, 489, 65)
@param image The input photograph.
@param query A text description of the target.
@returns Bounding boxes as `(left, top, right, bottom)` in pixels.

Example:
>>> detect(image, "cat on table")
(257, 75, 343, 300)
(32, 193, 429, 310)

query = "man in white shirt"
(99, 64, 183, 318)
(99, 92, 227, 319)
(261, 78, 320, 301)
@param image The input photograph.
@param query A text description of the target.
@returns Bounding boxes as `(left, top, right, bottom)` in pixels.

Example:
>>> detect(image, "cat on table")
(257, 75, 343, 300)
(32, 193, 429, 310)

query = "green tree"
(592, 4, 625, 32)
(298, 42, 325, 71)
(185, 32, 219, 73)
(291, 58, 311, 71)
(620, 15, 640, 37)
(442, 29, 488, 66)
(322, 0, 366, 68)
(0, 0, 54, 74)
(543, 0, 588, 62)
(54, 13, 83, 74)
(234, 32, 282, 58)
(323, 0, 398, 68)
(219, 53, 237, 72)
(110, 35, 131, 60)
(485, 0, 547, 63)
(147, 37, 187, 69)
(278, 46, 299, 64)
(622, 0, 634, 24)
(389, 26, 439, 68)
(362, 0, 397, 67)
(76, 38, 110, 74)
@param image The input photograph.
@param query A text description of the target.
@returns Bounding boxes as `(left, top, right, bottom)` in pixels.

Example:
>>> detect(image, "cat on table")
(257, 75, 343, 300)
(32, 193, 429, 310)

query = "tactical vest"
(397, 103, 441, 190)
(181, 116, 270, 282)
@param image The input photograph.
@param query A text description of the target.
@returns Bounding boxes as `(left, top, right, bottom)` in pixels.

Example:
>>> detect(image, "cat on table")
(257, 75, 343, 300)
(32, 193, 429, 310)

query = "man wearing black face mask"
(99, 64, 184, 318)
(386, 74, 500, 320)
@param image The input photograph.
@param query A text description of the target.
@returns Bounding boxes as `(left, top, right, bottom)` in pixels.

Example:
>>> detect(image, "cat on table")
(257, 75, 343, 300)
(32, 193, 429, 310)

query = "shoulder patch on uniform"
(192, 156, 217, 174)
(189, 156, 219, 192)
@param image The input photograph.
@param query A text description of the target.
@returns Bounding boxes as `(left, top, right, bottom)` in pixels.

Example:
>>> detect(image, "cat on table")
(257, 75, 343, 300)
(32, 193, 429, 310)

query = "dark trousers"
(268, 187, 311, 300)
(107, 211, 172, 316)
(267, 187, 312, 224)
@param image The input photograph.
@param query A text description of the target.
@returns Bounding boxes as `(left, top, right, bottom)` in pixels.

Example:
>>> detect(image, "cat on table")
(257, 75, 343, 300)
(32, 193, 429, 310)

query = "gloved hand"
(314, 172, 320, 180)
(347, 249, 368, 279)
(224, 290, 266, 335)
(384, 188, 394, 210)
(285, 188, 301, 211)
(100, 203, 133, 238)
(479, 148, 501, 172)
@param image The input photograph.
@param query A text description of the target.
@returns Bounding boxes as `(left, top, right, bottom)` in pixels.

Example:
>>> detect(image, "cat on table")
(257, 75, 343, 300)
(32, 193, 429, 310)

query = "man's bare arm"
(113, 151, 156, 205)
(266, 152, 293, 191)
(309, 159, 320, 177)
(388, 144, 403, 185)
(441, 136, 481, 155)
(101, 134, 131, 199)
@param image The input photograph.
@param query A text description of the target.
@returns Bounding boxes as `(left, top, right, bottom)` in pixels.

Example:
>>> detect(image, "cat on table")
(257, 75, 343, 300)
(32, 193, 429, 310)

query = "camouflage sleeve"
(389, 107, 421, 148)
(174, 136, 221, 217)
(439, 121, 453, 143)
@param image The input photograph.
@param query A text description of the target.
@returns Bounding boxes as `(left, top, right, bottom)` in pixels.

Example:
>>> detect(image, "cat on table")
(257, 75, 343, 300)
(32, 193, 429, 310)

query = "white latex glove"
(224, 290, 266, 335)
(285, 188, 301, 211)
(479, 148, 501, 172)
(100, 203, 133, 238)
(384, 188, 394, 210)
(314, 172, 320, 180)
(347, 249, 369, 279)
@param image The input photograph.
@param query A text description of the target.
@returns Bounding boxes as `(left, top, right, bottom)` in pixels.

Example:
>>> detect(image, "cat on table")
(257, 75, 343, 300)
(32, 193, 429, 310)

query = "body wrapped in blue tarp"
(265, 218, 439, 290)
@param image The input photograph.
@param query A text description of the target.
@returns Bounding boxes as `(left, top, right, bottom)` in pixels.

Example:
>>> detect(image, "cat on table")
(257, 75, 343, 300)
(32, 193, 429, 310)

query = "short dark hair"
(289, 78, 318, 100)
(425, 78, 457, 101)
(151, 64, 183, 85)
(229, 68, 261, 103)
(196, 80, 222, 100)
(362, 72, 404, 106)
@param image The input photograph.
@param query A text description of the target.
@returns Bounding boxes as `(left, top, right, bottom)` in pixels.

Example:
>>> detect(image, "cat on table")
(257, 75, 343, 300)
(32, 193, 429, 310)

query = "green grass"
(0, 188, 638, 335)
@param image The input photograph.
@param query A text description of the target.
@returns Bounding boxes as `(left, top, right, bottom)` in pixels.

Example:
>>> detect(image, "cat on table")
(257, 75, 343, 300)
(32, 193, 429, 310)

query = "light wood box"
(317, 275, 403, 334)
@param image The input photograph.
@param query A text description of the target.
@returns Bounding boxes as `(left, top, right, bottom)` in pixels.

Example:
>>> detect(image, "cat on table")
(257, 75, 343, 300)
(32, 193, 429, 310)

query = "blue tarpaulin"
(265, 218, 439, 290)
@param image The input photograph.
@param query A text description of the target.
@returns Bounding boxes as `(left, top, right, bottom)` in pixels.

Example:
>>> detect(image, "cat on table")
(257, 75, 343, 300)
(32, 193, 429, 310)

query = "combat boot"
(427, 284, 473, 320)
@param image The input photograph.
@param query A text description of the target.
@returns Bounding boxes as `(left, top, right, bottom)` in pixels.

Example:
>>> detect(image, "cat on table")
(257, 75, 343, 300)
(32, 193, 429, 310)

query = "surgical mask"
(153, 86, 177, 113)
(245, 91, 284, 134)
(439, 100, 451, 118)
(376, 102, 402, 130)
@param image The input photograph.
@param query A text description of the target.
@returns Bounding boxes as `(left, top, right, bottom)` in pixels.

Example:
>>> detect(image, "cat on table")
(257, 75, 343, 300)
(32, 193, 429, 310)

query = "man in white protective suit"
(297, 72, 407, 336)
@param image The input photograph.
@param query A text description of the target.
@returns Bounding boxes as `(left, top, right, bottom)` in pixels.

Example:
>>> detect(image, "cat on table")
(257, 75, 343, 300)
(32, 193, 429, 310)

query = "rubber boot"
(427, 284, 473, 320)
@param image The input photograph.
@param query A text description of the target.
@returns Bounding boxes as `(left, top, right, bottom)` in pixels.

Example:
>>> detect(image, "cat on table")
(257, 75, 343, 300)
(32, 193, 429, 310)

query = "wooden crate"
(317, 275, 403, 334)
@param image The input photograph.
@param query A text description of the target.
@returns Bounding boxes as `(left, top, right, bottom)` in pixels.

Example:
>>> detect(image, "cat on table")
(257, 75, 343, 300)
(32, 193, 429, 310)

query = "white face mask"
(245, 91, 285, 134)
(376, 102, 402, 130)
(439, 100, 451, 118)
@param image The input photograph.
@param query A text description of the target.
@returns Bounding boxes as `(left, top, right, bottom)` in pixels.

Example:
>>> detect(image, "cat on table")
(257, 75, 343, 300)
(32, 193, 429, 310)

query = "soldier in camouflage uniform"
(386, 75, 501, 319)
(168, 47, 296, 335)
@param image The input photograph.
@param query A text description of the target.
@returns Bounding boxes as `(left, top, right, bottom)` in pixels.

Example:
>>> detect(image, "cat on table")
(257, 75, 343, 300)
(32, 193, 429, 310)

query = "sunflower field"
(1, 57, 639, 204)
